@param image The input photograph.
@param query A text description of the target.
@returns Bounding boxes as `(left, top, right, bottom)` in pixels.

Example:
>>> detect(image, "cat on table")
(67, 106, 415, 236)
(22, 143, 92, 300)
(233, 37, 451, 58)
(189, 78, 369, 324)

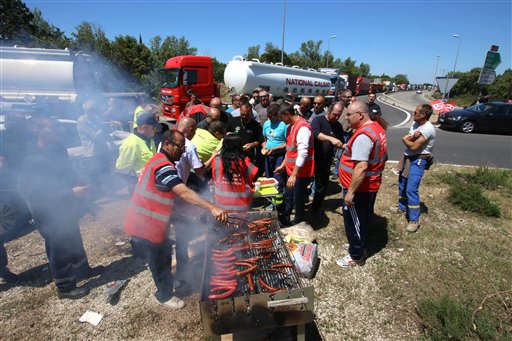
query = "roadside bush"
(417, 295, 511, 341)
(438, 167, 511, 217)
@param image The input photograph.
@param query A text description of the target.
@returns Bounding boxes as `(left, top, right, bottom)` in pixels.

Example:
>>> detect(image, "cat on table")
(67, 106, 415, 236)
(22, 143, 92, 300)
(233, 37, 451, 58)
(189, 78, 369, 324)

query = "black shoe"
(0, 269, 20, 284)
(58, 286, 90, 300)
(77, 265, 105, 280)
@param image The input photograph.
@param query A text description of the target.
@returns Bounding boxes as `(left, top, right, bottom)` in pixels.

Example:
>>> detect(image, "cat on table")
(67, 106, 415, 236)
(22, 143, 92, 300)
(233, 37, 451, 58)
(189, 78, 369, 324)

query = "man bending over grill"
(124, 130, 228, 309)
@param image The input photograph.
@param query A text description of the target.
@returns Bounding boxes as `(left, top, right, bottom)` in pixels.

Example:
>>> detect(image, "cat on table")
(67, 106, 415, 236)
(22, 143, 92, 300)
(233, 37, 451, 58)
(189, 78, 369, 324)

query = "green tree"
(339, 57, 358, 75)
(288, 40, 323, 69)
(245, 45, 260, 60)
(211, 57, 226, 84)
(393, 74, 409, 84)
(71, 22, 111, 56)
(261, 42, 290, 64)
(489, 69, 512, 101)
(109, 35, 151, 89)
(359, 62, 370, 77)
(0, 0, 35, 45)
(31, 8, 70, 48)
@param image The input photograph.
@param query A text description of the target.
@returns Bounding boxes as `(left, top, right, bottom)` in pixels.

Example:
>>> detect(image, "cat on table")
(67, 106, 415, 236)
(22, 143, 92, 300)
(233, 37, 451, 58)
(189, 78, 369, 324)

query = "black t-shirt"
(367, 102, 382, 116)
(227, 117, 263, 159)
(311, 115, 344, 161)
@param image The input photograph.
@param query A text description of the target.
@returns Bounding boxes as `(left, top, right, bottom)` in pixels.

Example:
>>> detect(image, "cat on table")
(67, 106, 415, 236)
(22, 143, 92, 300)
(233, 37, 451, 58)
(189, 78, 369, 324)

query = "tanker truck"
(0, 46, 145, 116)
(160, 55, 345, 120)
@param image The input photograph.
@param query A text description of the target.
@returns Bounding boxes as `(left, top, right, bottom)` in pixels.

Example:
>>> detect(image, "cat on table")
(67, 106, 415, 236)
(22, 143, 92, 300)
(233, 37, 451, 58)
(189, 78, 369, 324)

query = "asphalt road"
(358, 91, 512, 168)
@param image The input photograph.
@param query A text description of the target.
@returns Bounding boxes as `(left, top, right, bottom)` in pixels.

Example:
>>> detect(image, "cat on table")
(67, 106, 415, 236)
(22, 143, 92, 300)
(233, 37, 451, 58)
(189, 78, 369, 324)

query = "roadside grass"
(315, 164, 512, 340)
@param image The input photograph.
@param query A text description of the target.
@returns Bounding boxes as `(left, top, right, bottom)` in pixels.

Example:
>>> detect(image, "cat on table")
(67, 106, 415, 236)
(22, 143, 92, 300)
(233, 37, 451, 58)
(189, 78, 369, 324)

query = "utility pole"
(281, 0, 286, 64)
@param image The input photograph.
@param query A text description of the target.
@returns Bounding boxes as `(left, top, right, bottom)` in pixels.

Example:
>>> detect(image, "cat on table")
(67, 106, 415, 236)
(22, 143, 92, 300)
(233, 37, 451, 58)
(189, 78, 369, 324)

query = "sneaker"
(389, 206, 405, 214)
(336, 254, 366, 268)
(160, 296, 185, 310)
(406, 221, 420, 233)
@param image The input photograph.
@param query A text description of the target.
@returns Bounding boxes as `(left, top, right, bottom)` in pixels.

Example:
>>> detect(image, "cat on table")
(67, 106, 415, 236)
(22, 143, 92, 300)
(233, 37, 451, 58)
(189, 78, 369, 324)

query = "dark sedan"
(439, 102, 512, 134)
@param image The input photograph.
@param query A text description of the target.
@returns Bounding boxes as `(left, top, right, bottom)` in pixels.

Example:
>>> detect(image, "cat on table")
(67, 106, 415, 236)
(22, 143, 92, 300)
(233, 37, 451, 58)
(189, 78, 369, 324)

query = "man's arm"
(172, 183, 227, 222)
(344, 161, 368, 206)
(402, 133, 427, 152)
(317, 132, 343, 148)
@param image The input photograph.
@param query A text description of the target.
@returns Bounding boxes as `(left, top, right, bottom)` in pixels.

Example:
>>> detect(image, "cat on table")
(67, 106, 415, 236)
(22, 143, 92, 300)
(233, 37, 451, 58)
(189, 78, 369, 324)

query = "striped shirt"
(154, 149, 183, 192)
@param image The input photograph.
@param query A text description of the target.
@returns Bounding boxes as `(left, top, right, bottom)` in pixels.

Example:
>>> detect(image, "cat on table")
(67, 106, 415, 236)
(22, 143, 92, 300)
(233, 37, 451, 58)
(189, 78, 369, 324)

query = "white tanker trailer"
(224, 56, 345, 99)
(0, 46, 144, 106)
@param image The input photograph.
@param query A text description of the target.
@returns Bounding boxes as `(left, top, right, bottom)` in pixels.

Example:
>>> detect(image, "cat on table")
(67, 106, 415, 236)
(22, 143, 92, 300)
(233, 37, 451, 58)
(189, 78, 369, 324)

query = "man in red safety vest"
(336, 101, 387, 268)
(124, 130, 227, 309)
(275, 103, 315, 227)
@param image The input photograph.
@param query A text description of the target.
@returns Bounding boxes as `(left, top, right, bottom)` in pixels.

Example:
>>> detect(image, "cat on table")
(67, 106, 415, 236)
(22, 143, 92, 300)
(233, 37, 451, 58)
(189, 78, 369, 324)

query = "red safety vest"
(124, 152, 176, 243)
(212, 156, 258, 213)
(284, 117, 314, 178)
(339, 121, 387, 192)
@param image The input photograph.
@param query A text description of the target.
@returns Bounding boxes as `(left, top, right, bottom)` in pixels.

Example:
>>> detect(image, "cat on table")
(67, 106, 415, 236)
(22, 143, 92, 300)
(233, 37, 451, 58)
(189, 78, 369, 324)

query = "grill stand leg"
(297, 324, 305, 341)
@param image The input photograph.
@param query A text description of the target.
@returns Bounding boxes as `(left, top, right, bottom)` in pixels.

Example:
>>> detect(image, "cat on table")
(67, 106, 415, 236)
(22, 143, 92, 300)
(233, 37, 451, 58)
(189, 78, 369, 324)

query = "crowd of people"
(1, 89, 436, 311)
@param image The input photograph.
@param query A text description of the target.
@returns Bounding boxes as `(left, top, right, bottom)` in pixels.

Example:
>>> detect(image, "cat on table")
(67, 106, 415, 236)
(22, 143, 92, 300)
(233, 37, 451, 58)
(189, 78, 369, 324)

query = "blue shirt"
(262, 120, 287, 150)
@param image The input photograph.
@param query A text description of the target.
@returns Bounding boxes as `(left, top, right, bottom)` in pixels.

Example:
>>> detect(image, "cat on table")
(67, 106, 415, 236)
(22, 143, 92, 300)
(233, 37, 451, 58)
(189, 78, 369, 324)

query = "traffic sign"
(436, 77, 459, 94)
(484, 51, 501, 70)
(478, 68, 496, 85)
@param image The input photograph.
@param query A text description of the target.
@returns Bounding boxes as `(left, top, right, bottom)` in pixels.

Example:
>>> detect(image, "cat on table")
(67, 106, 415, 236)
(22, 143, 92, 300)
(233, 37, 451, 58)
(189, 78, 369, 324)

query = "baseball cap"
(136, 111, 158, 126)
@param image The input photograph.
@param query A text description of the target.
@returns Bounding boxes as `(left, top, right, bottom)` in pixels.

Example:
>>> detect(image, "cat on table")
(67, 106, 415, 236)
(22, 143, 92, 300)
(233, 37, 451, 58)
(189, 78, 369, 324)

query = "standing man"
(275, 104, 315, 226)
(336, 101, 387, 267)
(116, 112, 158, 192)
(390, 104, 436, 233)
(367, 93, 382, 117)
(332, 89, 355, 180)
(125, 130, 228, 309)
(208, 97, 233, 125)
(297, 97, 313, 121)
(254, 89, 275, 125)
(228, 102, 263, 164)
(309, 95, 327, 122)
(20, 117, 104, 299)
(197, 107, 222, 130)
(225, 95, 241, 114)
(311, 103, 344, 215)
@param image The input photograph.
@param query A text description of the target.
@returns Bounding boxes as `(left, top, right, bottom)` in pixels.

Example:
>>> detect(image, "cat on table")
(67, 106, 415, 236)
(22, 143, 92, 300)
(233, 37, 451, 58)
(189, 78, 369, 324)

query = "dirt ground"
(1, 164, 511, 340)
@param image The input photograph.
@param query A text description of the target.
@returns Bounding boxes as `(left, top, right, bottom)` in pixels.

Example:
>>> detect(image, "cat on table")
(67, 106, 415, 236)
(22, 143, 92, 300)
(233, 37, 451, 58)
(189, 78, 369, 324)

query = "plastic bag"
(287, 241, 318, 279)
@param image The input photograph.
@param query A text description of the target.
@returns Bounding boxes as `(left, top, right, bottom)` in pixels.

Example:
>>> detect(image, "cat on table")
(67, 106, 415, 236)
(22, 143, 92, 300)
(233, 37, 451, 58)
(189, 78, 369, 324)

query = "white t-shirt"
(351, 134, 374, 161)
(175, 137, 203, 184)
(404, 121, 436, 156)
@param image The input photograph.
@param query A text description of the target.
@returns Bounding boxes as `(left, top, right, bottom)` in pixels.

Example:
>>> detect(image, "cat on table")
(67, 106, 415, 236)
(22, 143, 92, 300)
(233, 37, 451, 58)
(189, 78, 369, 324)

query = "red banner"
(430, 100, 456, 114)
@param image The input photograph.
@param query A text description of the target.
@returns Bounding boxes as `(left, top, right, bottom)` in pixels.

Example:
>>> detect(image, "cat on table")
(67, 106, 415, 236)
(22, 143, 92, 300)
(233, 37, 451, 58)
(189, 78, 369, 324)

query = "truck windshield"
(161, 68, 179, 88)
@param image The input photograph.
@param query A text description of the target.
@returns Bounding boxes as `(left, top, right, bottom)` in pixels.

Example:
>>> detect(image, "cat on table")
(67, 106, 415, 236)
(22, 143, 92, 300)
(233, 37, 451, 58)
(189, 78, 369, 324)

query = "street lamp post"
(281, 0, 286, 64)
(432, 55, 440, 93)
(326, 35, 336, 68)
(445, 34, 462, 102)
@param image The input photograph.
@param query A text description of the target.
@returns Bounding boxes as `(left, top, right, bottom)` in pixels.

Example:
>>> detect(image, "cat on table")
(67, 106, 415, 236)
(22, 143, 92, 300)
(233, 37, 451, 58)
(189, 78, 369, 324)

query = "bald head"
(177, 117, 197, 139)
(346, 101, 370, 129)
(299, 97, 311, 114)
(207, 108, 221, 122)
(210, 97, 222, 109)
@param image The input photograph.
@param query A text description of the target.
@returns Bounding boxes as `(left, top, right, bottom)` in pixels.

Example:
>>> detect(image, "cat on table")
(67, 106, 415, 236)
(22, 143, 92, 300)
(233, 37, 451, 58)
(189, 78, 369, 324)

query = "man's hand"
(275, 164, 285, 174)
(72, 186, 89, 197)
(287, 174, 297, 189)
(331, 138, 343, 148)
(344, 191, 355, 207)
(211, 206, 228, 223)
(243, 143, 252, 152)
(266, 148, 274, 155)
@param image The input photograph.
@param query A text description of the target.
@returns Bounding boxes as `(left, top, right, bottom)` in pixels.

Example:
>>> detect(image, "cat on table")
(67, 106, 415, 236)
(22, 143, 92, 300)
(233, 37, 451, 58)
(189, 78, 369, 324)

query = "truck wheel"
(460, 120, 476, 133)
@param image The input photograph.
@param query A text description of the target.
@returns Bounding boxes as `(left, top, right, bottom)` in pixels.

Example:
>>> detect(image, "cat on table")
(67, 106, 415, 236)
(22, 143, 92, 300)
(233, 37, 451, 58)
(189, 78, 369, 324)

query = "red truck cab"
(160, 56, 219, 120)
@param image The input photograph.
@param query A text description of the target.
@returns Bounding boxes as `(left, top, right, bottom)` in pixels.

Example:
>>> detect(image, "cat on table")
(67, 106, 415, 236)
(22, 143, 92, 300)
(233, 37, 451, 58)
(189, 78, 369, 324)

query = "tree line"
(1, 0, 510, 102)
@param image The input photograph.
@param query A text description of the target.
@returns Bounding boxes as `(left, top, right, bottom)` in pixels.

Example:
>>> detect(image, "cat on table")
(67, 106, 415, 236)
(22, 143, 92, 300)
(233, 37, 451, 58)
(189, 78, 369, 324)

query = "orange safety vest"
(339, 121, 387, 192)
(284, 117, 315, 178)
(124, 152, 176, 243)
(212, 156, 258, 213)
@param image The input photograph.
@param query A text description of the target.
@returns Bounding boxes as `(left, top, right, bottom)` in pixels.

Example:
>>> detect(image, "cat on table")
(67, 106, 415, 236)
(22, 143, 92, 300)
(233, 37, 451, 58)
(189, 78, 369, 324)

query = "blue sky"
(25, 0, 511, 84)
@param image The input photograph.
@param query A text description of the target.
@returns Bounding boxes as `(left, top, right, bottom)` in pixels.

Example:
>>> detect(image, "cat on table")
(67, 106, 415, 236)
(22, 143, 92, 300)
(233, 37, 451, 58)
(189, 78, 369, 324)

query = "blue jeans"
(281, 175, 312, 226)
(398, 158, 427, 222)
(132, 236, 174, 303)
(342, 189, 377, 261)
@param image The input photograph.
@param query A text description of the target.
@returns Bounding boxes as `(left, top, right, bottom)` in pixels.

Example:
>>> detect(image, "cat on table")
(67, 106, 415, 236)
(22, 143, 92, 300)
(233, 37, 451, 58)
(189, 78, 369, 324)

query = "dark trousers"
(312, 158, 332, 211)
(132, 236, 174, 303)
(341, 189, 377, 261)
(264, 153, 285, 194)
(0, 243, 7, 272)
(281, 175, 312, 226)
(36, 217, 89, 291)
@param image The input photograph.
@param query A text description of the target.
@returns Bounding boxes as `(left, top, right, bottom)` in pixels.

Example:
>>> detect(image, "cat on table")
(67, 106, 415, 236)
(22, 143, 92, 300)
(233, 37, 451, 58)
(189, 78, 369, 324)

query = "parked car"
(416, 90, 422, 94)
(0, 107, 129, 242)
(438, 102, 512, 134)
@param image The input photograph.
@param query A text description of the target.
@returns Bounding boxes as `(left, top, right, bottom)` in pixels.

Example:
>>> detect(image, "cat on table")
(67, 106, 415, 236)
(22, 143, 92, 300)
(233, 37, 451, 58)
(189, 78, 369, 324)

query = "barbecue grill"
(200, 211, 314, 339)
